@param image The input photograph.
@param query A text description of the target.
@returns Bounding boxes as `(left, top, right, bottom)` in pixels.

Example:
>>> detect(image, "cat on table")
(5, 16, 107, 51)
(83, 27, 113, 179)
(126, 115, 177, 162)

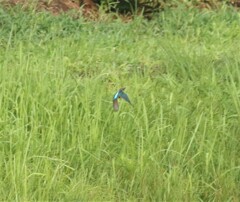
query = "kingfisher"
(113, 87, 132, 111)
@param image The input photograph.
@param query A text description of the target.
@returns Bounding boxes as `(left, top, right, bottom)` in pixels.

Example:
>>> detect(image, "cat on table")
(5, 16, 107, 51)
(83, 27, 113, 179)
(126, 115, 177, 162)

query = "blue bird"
(113, 87, 132, 111)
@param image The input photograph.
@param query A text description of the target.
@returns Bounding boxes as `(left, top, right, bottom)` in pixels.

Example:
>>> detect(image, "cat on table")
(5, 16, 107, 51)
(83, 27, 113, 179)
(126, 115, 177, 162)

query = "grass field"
(0, 5, 240, 201)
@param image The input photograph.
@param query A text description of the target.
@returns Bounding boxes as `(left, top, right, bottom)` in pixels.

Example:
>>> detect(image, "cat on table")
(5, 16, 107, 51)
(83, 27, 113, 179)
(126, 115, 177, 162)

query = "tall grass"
(0, 5, 240, 201)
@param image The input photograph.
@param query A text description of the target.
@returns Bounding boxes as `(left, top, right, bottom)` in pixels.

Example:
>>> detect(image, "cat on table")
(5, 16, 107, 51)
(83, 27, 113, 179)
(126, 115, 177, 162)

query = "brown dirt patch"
(2, 0, 98, 17)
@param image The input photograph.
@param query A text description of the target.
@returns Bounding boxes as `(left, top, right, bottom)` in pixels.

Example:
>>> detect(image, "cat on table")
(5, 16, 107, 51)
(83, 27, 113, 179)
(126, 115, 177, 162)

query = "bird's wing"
(119, 91, 131, 104)
(113, 99, 119, 111)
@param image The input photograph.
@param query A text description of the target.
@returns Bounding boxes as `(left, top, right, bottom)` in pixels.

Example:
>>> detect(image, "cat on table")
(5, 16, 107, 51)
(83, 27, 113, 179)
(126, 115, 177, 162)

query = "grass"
(0, 5, 240, 201)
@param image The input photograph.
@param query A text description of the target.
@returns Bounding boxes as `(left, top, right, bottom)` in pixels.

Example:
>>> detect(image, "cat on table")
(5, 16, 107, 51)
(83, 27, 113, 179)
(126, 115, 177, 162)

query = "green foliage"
(95, 0, 232, 14)
(0, 5, 240, 201)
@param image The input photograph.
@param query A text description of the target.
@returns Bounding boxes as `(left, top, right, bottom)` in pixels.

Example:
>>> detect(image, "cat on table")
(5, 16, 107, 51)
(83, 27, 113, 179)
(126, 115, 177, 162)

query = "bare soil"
(2, 0, 98, 17)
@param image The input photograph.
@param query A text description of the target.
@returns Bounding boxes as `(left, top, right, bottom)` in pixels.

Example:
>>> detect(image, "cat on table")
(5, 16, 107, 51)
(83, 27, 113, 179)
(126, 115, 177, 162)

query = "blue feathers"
(113, 87, 132, 111)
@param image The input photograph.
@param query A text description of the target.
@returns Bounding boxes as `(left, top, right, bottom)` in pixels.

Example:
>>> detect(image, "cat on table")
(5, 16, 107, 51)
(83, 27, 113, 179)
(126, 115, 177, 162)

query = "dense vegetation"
(0, 5, 240, 201)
